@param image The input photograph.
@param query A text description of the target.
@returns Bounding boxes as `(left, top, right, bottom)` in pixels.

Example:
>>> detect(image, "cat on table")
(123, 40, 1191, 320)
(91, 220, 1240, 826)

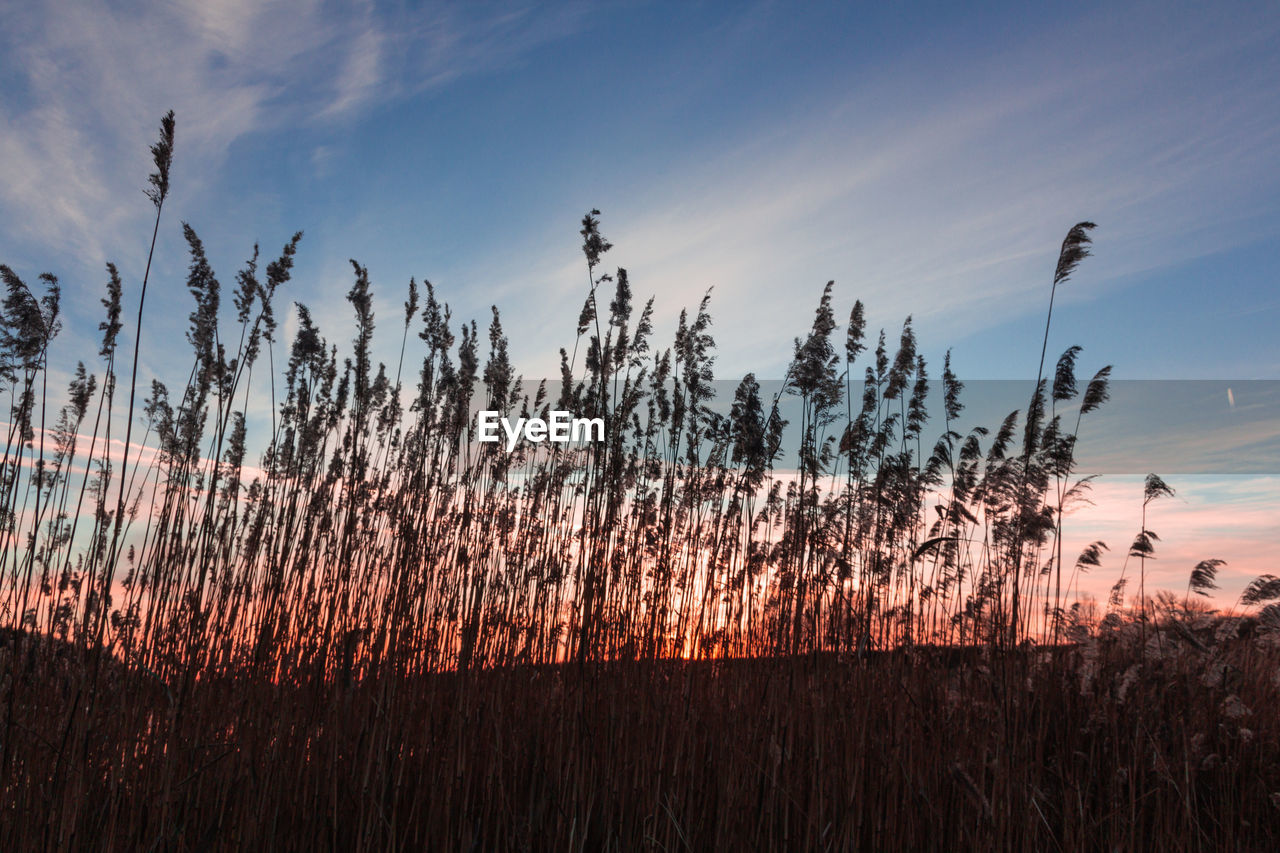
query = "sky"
(0, 0, 1277, 601)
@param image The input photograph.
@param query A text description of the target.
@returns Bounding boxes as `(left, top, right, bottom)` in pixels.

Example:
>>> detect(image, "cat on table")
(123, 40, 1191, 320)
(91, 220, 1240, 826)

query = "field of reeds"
(2, 113, 1279, 850)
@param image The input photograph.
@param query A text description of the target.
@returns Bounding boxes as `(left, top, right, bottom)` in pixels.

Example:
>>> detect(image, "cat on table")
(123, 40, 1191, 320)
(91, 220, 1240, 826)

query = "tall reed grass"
(2, 112, 1277, 850)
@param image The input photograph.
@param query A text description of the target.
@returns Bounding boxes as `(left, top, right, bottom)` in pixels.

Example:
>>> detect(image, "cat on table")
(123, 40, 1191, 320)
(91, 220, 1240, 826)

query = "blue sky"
(1, 0, 1278, 388)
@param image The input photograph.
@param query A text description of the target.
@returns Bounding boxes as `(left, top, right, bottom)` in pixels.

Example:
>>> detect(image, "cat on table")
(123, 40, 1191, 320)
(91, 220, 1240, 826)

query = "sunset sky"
(1, 1, 1276, 602)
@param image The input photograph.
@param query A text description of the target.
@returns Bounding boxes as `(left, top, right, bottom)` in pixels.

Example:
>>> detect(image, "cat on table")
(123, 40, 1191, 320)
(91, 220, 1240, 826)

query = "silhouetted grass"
(2, 112, 1278, 850)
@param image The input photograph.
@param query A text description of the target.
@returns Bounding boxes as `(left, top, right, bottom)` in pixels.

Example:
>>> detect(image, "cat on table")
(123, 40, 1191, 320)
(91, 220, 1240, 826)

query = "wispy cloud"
(0, 0, 587, 267)
(446, 5, 1280, 377)
(323, 17, 385, 119)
